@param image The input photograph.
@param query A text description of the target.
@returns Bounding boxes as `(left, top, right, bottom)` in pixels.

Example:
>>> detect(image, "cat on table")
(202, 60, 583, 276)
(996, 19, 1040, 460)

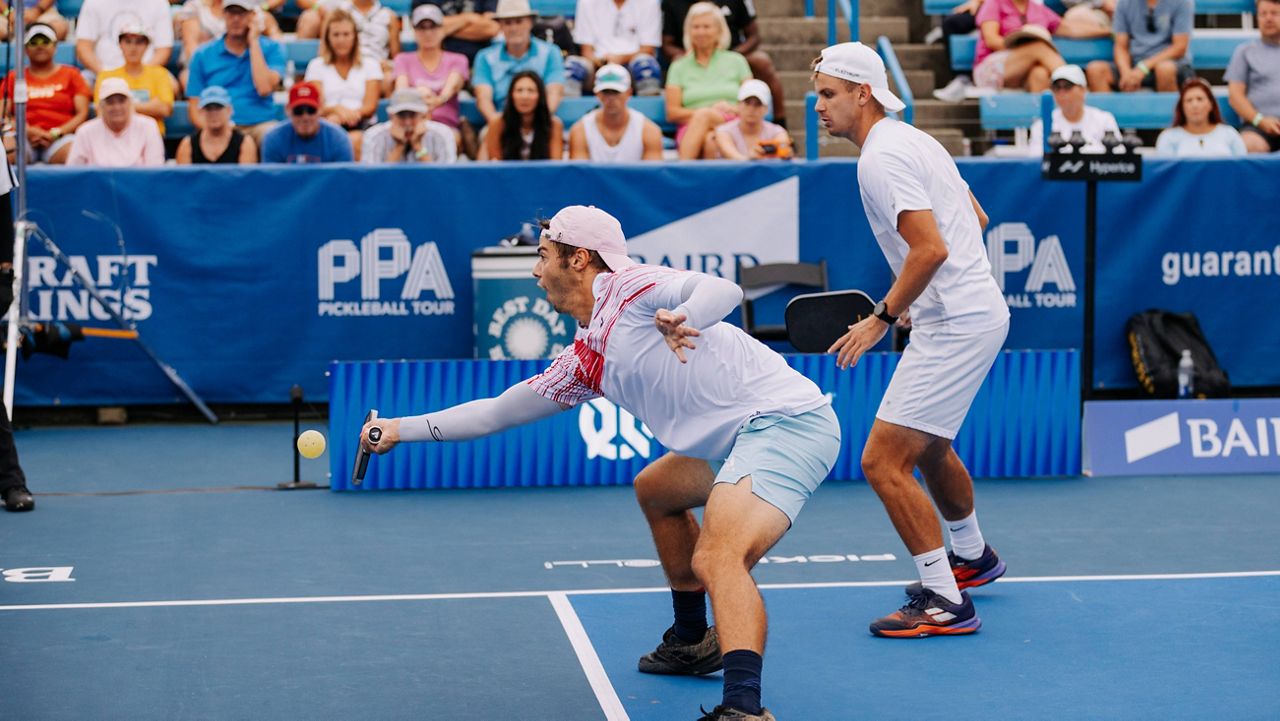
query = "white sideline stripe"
(548, 592, 630, 721)
(0, 570, 1277, 612)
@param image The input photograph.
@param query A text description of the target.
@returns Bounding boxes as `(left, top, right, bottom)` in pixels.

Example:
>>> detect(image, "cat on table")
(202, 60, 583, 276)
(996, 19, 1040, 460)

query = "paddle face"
(351, 409, 379, 486)
(785, 290, 875, 353)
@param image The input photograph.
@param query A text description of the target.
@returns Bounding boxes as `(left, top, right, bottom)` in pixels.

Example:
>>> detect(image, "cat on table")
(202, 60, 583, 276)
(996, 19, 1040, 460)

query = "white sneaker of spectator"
(933, 75, 973, 103)
(924, 26, 944, 45)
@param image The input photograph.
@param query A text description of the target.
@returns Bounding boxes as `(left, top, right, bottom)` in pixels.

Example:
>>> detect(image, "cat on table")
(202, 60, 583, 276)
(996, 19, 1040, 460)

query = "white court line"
(1, 570, 1277, 612)
(548, 592, 630, 721)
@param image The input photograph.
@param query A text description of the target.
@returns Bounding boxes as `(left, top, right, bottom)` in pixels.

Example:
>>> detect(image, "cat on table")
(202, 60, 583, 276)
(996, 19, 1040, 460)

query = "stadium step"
(756, 16, 909, 45)
(777, 68, 936, 104)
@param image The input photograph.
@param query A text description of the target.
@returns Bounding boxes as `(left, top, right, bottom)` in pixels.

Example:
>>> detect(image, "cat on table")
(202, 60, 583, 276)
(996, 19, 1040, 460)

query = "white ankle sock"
(913, 548, 962, 604)
(946, 510, 986, 561)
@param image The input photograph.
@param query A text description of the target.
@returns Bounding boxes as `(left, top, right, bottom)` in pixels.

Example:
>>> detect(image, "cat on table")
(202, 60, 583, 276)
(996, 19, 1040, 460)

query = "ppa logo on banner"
(579, 398, 655, 461)
(316, 228, 456, 317)
(985, 222, 1076, 309)
(24, 254, 157, 322)
(1084, 400, 1280, 476)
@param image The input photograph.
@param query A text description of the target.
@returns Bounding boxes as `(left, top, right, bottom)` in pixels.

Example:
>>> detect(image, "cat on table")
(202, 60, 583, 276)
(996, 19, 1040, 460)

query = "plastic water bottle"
(284, 60, 296, 91)
(1177, 349, 1196, 399)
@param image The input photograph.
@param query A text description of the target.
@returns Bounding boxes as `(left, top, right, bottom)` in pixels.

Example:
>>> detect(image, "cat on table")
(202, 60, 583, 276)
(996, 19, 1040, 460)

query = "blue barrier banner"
(13, 156, 1278, 406)
(328, 350, 1080, 489)
(1084, 399, 1280, 476)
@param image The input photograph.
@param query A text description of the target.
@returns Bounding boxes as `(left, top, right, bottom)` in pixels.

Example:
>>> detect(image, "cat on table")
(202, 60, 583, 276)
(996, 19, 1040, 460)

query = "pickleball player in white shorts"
(361, 205, 840, 721)
(814, 41, 1011, 638)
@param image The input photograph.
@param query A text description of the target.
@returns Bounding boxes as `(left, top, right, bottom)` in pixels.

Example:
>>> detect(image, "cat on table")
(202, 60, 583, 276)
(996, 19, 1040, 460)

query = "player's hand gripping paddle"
(352, 409, 380, 486)
(784, 290, 876, 353)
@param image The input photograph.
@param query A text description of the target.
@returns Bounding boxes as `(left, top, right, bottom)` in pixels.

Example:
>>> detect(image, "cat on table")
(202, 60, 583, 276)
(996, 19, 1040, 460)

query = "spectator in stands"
(1061, 0, 1116, 35)
(175, 85, 259, 163)
(66, 77, 165, 166)
(1155, 77, 1247, 156)
(482, 70, 564, 160)
(94, 24, 174, 136)
(1086, 0, 1192, 93)
(306, 8, 383, 158)
(74, 0, 174, 75)
(1226, 0, 1280, 153)
(0, 1, 69, 41)
(1, 25, 89, 165)
(664, 1, 751, 159)
(973, 0, 1066, 93)
(185, 0, 287, 145)
(393, 4, 469, 134)
(474, 0, 566, 124)
(178, 0, 284, 71)
(298, 0, 402, 71)
(567, 63, 664, 161)
(261, 81, 355, 162)
(410, 0, 500, 66)
(1026, 63, 1119, 154)
(714, 78, 791, 161)
(572, 0, 663, 96)
(662, 0, 788, 128)
(361, 88, 459, 163)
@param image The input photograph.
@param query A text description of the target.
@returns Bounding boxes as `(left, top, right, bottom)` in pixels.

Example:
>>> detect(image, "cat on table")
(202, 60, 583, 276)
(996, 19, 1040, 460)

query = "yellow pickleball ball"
(297, 429, 326, 459)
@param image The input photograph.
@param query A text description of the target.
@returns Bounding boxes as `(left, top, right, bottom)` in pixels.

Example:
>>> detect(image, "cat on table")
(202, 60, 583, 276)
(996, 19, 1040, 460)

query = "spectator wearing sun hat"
(472, 0, 566, 123)
(74, 0, 174, 74)
(360, 88, 458, 164)
(0, 24, 90, 164)
(260, 81, 354, 163)
(67, 77, 164, 167)
(713, 78, 791, 160)
(568, 63, 664, 161)
(94, 23, 174, 136)
(176, 86, 258, 164)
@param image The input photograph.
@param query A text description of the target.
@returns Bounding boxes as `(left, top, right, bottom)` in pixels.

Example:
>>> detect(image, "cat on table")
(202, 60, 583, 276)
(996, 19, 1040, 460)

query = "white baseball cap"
(1050, 64, 1087, 87)
(594, 64, 631, 93)
(737, 78, 772, 107)
(543, 206, 635, 272)
(98, 77, 133, 100)
(813, 42, 905, 113)
(411, 4, 444, 27)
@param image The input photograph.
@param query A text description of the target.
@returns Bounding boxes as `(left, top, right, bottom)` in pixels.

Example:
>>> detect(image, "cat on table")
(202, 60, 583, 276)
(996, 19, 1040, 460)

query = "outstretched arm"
(361, 382, 567, 454)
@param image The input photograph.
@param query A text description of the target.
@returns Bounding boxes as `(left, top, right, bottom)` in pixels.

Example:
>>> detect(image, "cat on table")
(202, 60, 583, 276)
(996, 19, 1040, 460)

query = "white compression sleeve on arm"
(672, 274, 745, 330)
(398, 382, 567, 442)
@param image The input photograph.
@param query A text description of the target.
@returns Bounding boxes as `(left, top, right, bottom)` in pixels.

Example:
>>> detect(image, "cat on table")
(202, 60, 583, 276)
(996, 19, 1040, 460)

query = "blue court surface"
(3, 422, 1278, 720)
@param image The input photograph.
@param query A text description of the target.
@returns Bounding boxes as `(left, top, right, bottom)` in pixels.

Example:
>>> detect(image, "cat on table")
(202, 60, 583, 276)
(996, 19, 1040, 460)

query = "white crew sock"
(913, 547, 962, 605)
(946, 509, 987, 561)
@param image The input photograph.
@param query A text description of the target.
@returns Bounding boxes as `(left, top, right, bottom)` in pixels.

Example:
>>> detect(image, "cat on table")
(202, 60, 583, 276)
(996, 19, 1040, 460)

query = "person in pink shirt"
(67, 77, 164, 167)
(973, 0, 1066, 92)
(392, 4, 469, 132)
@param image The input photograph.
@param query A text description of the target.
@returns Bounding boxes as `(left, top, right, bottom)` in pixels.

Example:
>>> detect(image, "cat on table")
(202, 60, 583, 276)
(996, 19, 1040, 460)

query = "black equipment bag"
(1125, 310, 1230, 398)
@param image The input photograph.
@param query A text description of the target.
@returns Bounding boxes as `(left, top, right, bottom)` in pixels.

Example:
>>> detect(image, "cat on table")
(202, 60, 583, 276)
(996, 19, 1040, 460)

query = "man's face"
(119, 34, 149, 64)
(499, 16, 533, 46)
(1259, 0, 1280, 37)
(25, 35, 54, 64)
(101, 94, 132, 130)
(290, 104, 320, 137)
(1051, 80, 1085, 115)
(532, 237, 576, 315)
(224, 6, 251, 39)
(812, 74, 864, 139)
(392, 110, 423, 134)
(596, 88, 629, 115)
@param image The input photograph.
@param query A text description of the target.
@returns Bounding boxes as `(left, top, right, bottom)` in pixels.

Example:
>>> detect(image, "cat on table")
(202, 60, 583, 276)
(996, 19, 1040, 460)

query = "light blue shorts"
(708, 404, 841, 525)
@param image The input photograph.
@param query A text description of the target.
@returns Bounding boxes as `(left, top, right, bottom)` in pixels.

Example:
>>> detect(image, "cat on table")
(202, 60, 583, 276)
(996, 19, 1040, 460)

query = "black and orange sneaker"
(906, 545, 1007, 596)
(869, 587, 981, 638)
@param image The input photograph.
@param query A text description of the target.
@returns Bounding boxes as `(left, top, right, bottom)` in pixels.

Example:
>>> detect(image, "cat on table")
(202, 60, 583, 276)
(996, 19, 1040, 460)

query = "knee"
(633, 465, 665, 512)
(1243, 132, 1269, 153)
(747, 50, 775, 75)
(1025, 65, 1050, 91)
(690, 543, 734, 587)
(1085, 60, 1108, 81)
(1154, 60, 1178, 80)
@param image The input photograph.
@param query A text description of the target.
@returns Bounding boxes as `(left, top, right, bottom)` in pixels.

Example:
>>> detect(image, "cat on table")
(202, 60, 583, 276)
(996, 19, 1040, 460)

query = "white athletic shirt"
(527, 264, 828, 460)
(572, 0, 663, 57)
(75, 0, 175, 71)
(857, 117, 1009, 333)
(305, 57, 384, 111)
(582, 109, 646, 162)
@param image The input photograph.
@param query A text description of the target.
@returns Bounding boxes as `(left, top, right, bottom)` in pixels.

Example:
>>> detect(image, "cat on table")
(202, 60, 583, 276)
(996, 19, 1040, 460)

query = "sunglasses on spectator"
(1051, 80, 1076, 91)
(1146, 9, 1156, 33)
(292, 106, 318, 116)
(26, 37, 53, 47)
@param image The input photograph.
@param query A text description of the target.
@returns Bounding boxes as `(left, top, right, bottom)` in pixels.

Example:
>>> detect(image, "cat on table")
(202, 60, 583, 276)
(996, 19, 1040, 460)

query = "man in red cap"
(360, 205, 841, 720)
(260, 81, 353, 163)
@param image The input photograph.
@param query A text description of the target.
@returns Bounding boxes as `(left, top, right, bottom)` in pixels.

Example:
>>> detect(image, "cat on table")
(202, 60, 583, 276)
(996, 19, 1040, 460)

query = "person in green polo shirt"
(664, 1, 751, 159)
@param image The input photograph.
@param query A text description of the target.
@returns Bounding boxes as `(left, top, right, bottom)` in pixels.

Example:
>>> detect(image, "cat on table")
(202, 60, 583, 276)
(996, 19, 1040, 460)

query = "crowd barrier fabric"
(328, 350, 1080, 489)
(11, 156, 1277, 407)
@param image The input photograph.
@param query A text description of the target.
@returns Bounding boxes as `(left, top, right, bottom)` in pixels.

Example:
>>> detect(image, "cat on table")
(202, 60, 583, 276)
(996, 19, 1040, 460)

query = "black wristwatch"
(873, 300, 898, 325)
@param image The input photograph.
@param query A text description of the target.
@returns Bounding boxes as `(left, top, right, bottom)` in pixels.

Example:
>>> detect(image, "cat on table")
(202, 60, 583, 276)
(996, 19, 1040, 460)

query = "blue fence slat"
(329, 349, 1079, 490)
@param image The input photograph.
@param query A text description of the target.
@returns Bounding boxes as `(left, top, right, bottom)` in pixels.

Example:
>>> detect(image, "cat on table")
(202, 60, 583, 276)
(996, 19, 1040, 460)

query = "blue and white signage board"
(1084, 399, 1280, 476)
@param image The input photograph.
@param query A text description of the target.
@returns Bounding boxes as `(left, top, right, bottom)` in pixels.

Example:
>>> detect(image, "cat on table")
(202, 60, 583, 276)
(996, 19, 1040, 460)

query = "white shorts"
(876, 321, 1009, 440)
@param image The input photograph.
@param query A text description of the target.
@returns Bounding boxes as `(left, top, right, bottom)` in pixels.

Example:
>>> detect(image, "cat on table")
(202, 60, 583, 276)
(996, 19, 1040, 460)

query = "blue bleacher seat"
(531, 0, 578, 17)
(287, 39, 321, 68)
(949, 31, 1249, 72)
(55, 43, 78, 67)
(169, 101, 196, 140)
(925, 0, 1249, 15)
(383, 0, 412, 15)
(56, 0, 84, 18)
(978, 89, 1241, 130)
